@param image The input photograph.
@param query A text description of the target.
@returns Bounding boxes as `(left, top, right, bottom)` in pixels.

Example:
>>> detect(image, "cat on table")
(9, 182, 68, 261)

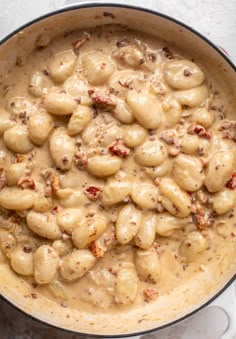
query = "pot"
(0, 3, 236, 338)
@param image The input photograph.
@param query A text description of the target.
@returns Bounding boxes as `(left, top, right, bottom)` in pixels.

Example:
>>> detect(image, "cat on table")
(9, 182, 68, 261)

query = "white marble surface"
(0, 1, 236, 338)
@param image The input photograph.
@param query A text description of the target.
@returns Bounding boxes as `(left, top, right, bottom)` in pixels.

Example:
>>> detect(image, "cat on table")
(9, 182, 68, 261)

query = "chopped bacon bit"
(108, 140, 130, 157)
(17, 177, 35, 190)
(116, 39, 130, 48)
(50, 173, 60, 193)
(218, 120, 236, 141)
(51, 206, 60, 214)
(183, 69, 191, 77)
(218, 119, 236, 131)
(103, 11, 115, 19)
(88, 90, 117, 107)
(168, 146, 180, 157)
(85, 186, 102, 200)
(221, 131, 236, 142)
(72, 33, 90, 54)
(144, 288, 159, 301)
(162, 47, 174, 59)
(160, 130, 178, 145)
(41, 169, 60, 193)
(0, 169, 6, 191)
(23, 246, 32, 253)
(16, 154, 26, 163)
(226, 173, 236, 189)
(74, 151, 88, 168)
(108, 267, 116, 275)
(191, 206, 215, 229)
(90, 241, 104, 258)
(187, 124, 212, 140)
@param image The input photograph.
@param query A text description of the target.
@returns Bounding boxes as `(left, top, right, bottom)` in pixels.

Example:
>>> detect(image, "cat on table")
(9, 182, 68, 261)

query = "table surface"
(0, 1, 235, 338)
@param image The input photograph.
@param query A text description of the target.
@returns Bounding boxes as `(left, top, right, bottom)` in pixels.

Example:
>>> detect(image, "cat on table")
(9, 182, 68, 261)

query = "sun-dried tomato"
(85, 186, 102, 200)
(143, 288, 159, 301)
(108, 140, 130, 157)
(226, 173, 236, 189)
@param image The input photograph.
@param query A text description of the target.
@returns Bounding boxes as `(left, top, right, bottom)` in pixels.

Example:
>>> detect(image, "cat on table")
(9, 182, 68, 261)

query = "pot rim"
(0, 2, 235, 338)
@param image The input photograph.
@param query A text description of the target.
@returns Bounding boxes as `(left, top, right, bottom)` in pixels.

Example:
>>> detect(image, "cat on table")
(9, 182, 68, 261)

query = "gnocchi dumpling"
(113, 100, 134, 124)
(175, 85, 209, 107)
(34, 245, 60, 284)
(102, 181, 131, 206)
(60, 249, 96, 281)
(3, 125, 34, 154)
(191, 107, 214, 128)
(114, 267, 139, 305)
(135, 139, 168, 167)
(172, 154, 204, 192)
(49, 127, 75, 171)
(156, 212, 189, 236)
(179, 231, 208, 262)
(164, 60, 205, 90)
(57, 208, 83, 234)
(64, 76, 92, 105)
(29, 71, 49, 97)
(28, 110, 54, 145)
(180, 134, 199, 154)
(5, 163, 26, 186)
(131, 183, 158, 210)
(212, 188, 236, 215)
(135, 213, 156, 249)
(87, 155, 122, 177)
(162, 97, 182, 127)
(26, 211, 62, 240)
(82, 51, 115, 85)
(72, 214, 107, 248)
(135, 248, 160, 283)
(67, 105, 92, 136)
(127, 90, 162, 129)
(204, 150, 235, 192)
(159, 178, 191, 217)
(48, 50, 77, 83)
(44, 90, 76, 116)
(122, 124, 147, 148)
(11, 246, 34, 276)
(116, 204, 142, 244)
(0, 188, 35, 211)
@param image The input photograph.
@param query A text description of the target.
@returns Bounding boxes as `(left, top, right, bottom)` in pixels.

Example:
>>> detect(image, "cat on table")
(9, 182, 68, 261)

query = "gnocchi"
(3, 125, 34, 154)
(114, 267, 139, 305)
(116, 204, 142, 244)
(0, 25, 234, 312)
(26, 211, 62, 240)
(28, 110, 54, 145)
(135, 139, 168, 167)
(60, 249, 96, 281)
(48, 50, 77, 83)
(127, 90, 162, 129)
(34, 245, 60, 284)
(204, 151, 235, 192)
(67, 105, 92, 136)
(44, 90, 76, 115)
(49, 127, 75, 170)
(159, 178, 192, 217)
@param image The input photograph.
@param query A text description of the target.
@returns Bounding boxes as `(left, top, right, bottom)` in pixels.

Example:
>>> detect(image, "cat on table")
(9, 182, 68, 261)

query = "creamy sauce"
(0, 25, 235, 315)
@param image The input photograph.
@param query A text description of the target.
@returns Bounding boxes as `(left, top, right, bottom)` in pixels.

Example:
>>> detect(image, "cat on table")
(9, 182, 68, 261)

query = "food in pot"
(0, 25, 235, 311)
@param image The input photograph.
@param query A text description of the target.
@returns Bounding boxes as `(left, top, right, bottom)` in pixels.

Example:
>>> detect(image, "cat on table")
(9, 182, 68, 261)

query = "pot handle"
(209, 282, 236, 339)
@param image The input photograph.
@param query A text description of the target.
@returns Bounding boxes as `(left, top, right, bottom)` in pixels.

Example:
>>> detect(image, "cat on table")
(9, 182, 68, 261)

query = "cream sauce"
(0, 25, 235, 314)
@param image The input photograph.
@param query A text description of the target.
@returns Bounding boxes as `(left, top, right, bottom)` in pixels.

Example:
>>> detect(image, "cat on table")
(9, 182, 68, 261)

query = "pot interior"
(0, 4, 235, 336)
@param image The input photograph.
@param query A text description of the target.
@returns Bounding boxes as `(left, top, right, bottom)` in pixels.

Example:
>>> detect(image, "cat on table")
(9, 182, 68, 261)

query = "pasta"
(0, 24, 235, 312)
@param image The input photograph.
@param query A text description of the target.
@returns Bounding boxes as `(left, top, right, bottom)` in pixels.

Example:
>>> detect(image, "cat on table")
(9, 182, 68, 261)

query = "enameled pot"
(0, 3, 236, 338)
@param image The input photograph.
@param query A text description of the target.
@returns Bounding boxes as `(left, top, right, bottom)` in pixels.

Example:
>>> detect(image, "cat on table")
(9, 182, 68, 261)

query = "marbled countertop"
(0, 1, 235, 338)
